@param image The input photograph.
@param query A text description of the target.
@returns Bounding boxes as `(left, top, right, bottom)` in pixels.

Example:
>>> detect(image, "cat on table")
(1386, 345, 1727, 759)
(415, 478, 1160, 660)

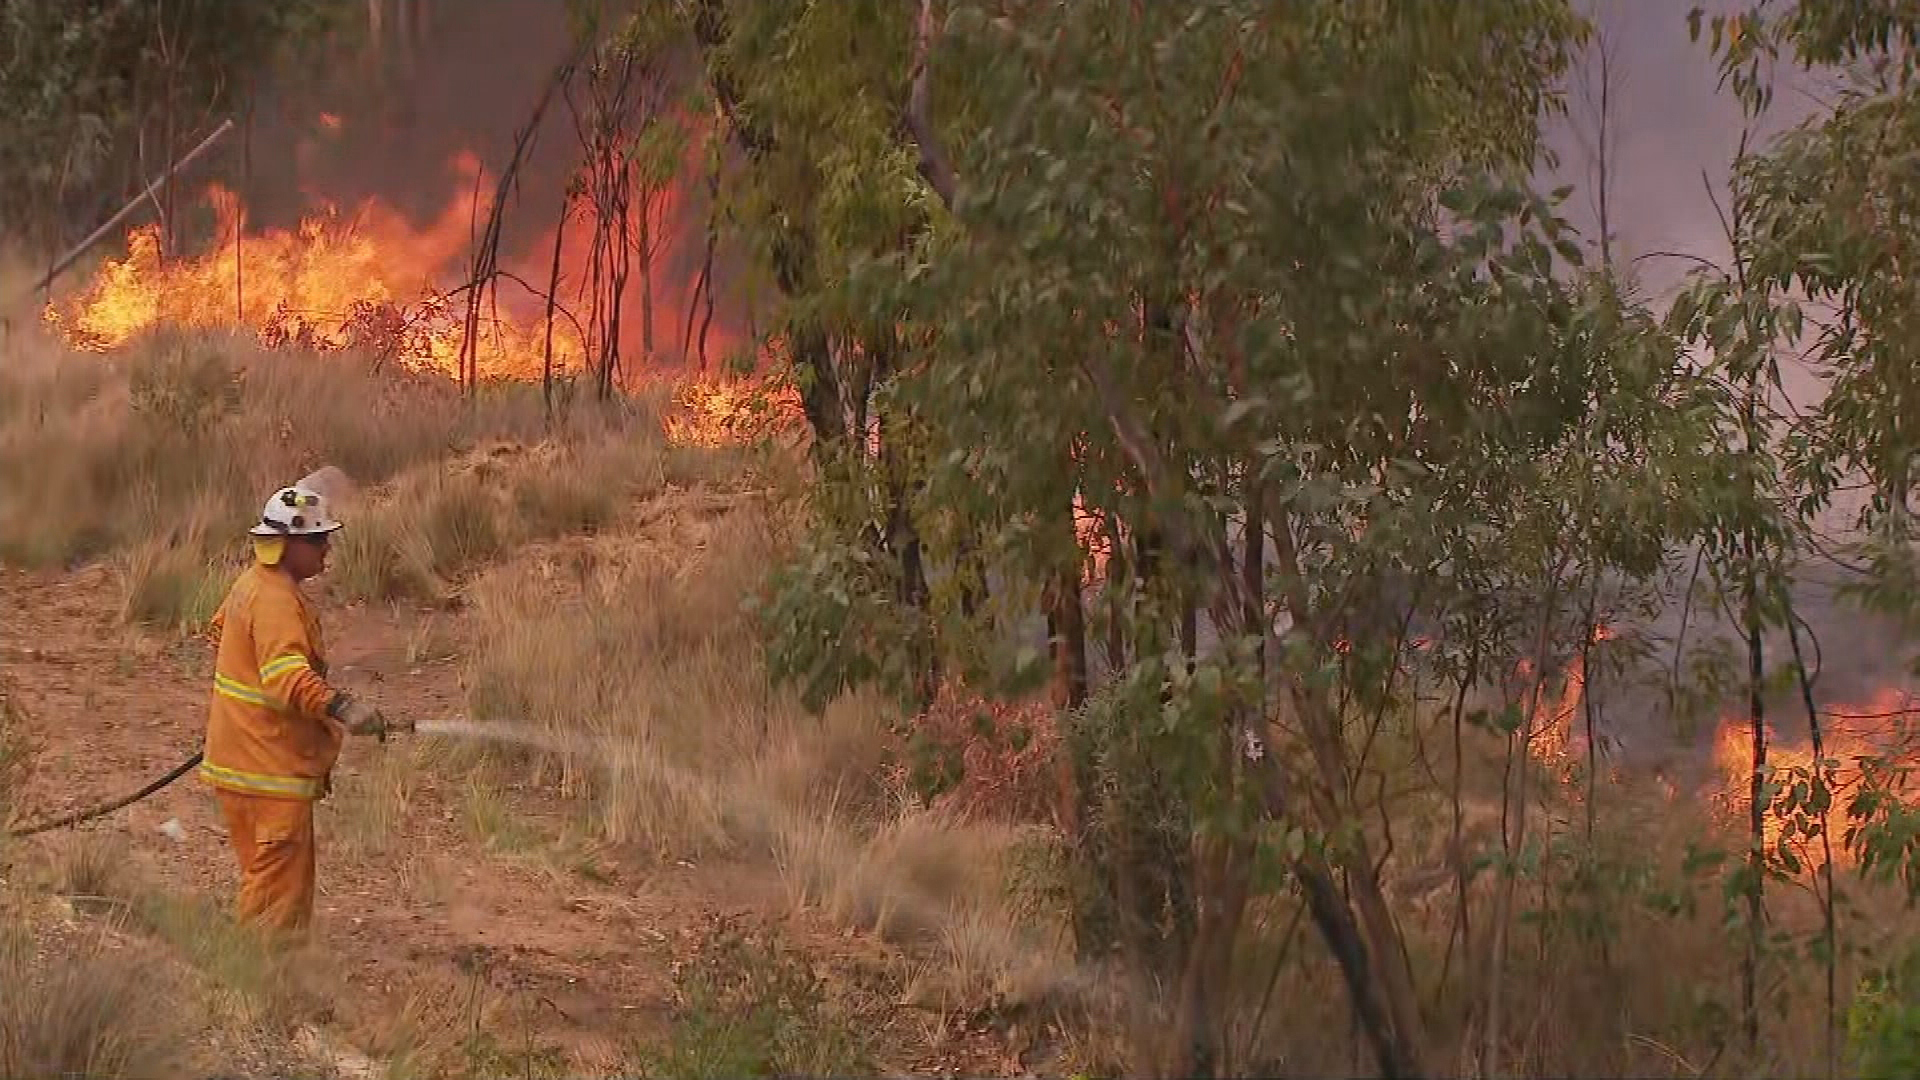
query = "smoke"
(1523, 2, 1920, 752)
(238, 1, 576, 234)
(204, 1, 741, 371)
(296, 465, 356, 505)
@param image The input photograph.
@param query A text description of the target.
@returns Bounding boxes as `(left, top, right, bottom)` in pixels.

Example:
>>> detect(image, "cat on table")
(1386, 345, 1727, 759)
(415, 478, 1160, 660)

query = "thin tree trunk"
(1742, 543, 1766, 1052)
(1485, 572, 1564, 1077)
(1786, 603, 1836, 1078)
(698, 165, 719, 369)
(1267, 511, 1432, 1077)
(638, 187, 656, 364)
(542, 193, 568, 420)
(1581, 586, 1601, 841)
(1046, 548, 1090, 848)
(1436, 640, 1481, 998)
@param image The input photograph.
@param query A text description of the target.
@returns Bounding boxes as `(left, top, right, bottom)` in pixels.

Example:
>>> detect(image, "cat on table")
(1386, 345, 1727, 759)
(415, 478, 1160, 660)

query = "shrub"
(636, 916, 870, 1078)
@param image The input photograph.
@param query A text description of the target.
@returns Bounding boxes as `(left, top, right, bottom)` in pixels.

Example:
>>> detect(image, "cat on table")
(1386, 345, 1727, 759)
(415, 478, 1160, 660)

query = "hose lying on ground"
(6, 752, 203, 838)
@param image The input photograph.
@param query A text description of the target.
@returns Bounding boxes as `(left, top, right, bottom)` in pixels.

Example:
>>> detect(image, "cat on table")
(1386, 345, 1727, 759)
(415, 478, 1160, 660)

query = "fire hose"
(7, 751, 204, 838)
(6, 721, 412, 839)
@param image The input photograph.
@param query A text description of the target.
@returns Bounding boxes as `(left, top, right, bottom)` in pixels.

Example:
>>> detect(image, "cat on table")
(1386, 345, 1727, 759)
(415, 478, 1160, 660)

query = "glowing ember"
(662, 374, 804, 448)
(1073, 493, 1110, 585)
(1526, 652, 1587, 771)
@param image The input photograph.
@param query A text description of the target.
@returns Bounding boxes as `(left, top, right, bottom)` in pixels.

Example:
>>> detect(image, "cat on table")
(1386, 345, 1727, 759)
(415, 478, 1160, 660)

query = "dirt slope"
(0, 552, 1018, 1077)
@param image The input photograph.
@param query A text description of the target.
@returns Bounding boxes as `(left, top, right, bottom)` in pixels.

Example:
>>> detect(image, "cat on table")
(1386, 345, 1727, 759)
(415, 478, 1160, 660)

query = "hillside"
(0, 329, 1048, 1078)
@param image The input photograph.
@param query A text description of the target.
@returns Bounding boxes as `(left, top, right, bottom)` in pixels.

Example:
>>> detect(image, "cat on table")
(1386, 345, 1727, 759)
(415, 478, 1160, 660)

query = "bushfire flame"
(1711, 688, 1920, 867)
(1515, 626, 1920, 874)
(46, 154, 576, 381)
(43, 142, 801, 443)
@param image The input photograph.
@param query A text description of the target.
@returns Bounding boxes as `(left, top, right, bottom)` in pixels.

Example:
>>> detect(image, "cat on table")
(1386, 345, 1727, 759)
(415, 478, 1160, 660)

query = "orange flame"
(1711, 688, 1920, 869)
(42, 154, 582, 382)
(41, 133, 807, 450)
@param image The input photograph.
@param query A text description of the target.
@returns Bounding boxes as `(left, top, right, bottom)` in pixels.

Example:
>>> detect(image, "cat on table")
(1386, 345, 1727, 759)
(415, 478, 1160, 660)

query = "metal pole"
(23, 117, 235, 302)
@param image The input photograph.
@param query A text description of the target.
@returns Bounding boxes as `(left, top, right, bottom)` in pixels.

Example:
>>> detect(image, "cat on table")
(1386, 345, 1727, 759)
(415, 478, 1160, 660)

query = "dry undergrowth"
(0, 318, 675, 629)
(455, 492, 1097, 1060)
(9, 279, 1884, 1074)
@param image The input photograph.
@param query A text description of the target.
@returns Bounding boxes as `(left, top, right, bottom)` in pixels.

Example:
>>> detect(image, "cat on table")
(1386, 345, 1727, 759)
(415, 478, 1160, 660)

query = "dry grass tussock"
(327, 427, 671, 605)
(0, 674, 31, 837)
(0, 917, 192, 1078)
(0, 679, 188, 1078)
(0, 318, 677, 627)
(462, 498, 1092, 1024)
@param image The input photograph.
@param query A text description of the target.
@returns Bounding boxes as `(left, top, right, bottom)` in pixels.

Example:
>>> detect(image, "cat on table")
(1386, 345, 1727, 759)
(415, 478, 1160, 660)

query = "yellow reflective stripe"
(198, 760, 322, 798)
(213, 674, 283, 712)
(259, 653, 311, 682)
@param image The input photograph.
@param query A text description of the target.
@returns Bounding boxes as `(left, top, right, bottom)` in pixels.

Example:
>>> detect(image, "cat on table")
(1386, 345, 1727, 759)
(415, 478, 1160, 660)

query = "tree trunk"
(1742, 544, 1766, 1051)
(638, 190, 656, 365)
(789, 328, 844, 446)
(1166, 826, 1255, 1078)
(1268, 514, 1432, 1077)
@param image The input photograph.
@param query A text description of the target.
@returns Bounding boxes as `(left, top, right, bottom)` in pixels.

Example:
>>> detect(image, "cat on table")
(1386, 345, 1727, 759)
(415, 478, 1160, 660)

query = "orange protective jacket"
(200, 564, 345, 800)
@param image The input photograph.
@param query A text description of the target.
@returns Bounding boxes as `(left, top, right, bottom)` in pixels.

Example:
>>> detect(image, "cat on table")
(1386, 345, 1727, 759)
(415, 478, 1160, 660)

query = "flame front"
(41, 137, 804, 443)
(1711, 688, 1920, 868)
(44, 157, 588, 382)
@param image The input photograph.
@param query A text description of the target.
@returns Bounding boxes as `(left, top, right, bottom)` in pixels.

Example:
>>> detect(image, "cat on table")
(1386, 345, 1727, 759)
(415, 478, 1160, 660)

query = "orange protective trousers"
(215, 790, 317, 935)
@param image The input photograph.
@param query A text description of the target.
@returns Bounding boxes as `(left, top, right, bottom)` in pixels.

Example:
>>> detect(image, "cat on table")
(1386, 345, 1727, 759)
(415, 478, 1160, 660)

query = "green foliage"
(679, 0, 1920, 1070)
(1849, 942, 1920, 1080)
(637, 918, 871, 1079)
(1845, 759, 1920, 898)
(0, 0, 354, 242)
(754, 518, 921, 712)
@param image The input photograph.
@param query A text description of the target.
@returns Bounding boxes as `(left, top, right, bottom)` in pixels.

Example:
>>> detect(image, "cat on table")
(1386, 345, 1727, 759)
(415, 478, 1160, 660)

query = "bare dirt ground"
(1, 549, 1019, 1077)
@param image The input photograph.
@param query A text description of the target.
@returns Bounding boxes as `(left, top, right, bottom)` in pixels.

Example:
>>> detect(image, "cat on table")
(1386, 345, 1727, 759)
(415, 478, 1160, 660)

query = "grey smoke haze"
(1532, 4, 1920, 763)
(240, 2, 573, 234)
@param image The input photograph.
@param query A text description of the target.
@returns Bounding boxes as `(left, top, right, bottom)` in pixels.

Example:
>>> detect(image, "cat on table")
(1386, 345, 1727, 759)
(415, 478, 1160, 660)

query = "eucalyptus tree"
(657, 0, 1741, 1073)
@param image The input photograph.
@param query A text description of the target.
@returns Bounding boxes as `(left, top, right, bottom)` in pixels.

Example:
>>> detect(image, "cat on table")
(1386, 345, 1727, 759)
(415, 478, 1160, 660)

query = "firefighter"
(201, 481, 396, 936)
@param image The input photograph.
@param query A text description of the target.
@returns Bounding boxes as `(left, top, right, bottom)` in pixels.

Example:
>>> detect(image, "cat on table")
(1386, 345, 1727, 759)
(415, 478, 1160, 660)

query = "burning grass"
(42, 170, 588, 383)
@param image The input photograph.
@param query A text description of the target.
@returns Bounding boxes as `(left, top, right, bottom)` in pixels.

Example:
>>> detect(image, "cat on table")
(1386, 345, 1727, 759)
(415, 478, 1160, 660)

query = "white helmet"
(249, 483, 343, 537)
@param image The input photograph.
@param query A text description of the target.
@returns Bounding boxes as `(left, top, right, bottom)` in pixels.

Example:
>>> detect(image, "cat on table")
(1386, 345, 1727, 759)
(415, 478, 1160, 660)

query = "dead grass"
(460, 479, 1920, 1076)
(633, 915, 873, 1078)
(128, 890, 311, 1029)
(0, 920, 191, 1078)
(22, 828, 307, 1033)
(330, 468, 503, 604)
(327, 741, 430, 860)
(0, 674, 31, 836)
(0, 670, 189, 1079)
(328, 430, 669, 606)
(0, 318, 679, 630)
(370, 976, 573, 1080)
(463, 494, 1087, 1041)
(0, 322, 557, 576)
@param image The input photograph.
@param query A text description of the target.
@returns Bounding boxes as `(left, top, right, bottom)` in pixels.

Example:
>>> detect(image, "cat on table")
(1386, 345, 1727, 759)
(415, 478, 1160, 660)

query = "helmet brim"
(249, 521, 343, 538)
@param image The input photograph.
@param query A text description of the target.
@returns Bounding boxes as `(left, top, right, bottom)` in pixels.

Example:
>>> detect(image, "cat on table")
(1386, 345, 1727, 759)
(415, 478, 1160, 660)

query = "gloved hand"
(337, 697, 390, 739)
